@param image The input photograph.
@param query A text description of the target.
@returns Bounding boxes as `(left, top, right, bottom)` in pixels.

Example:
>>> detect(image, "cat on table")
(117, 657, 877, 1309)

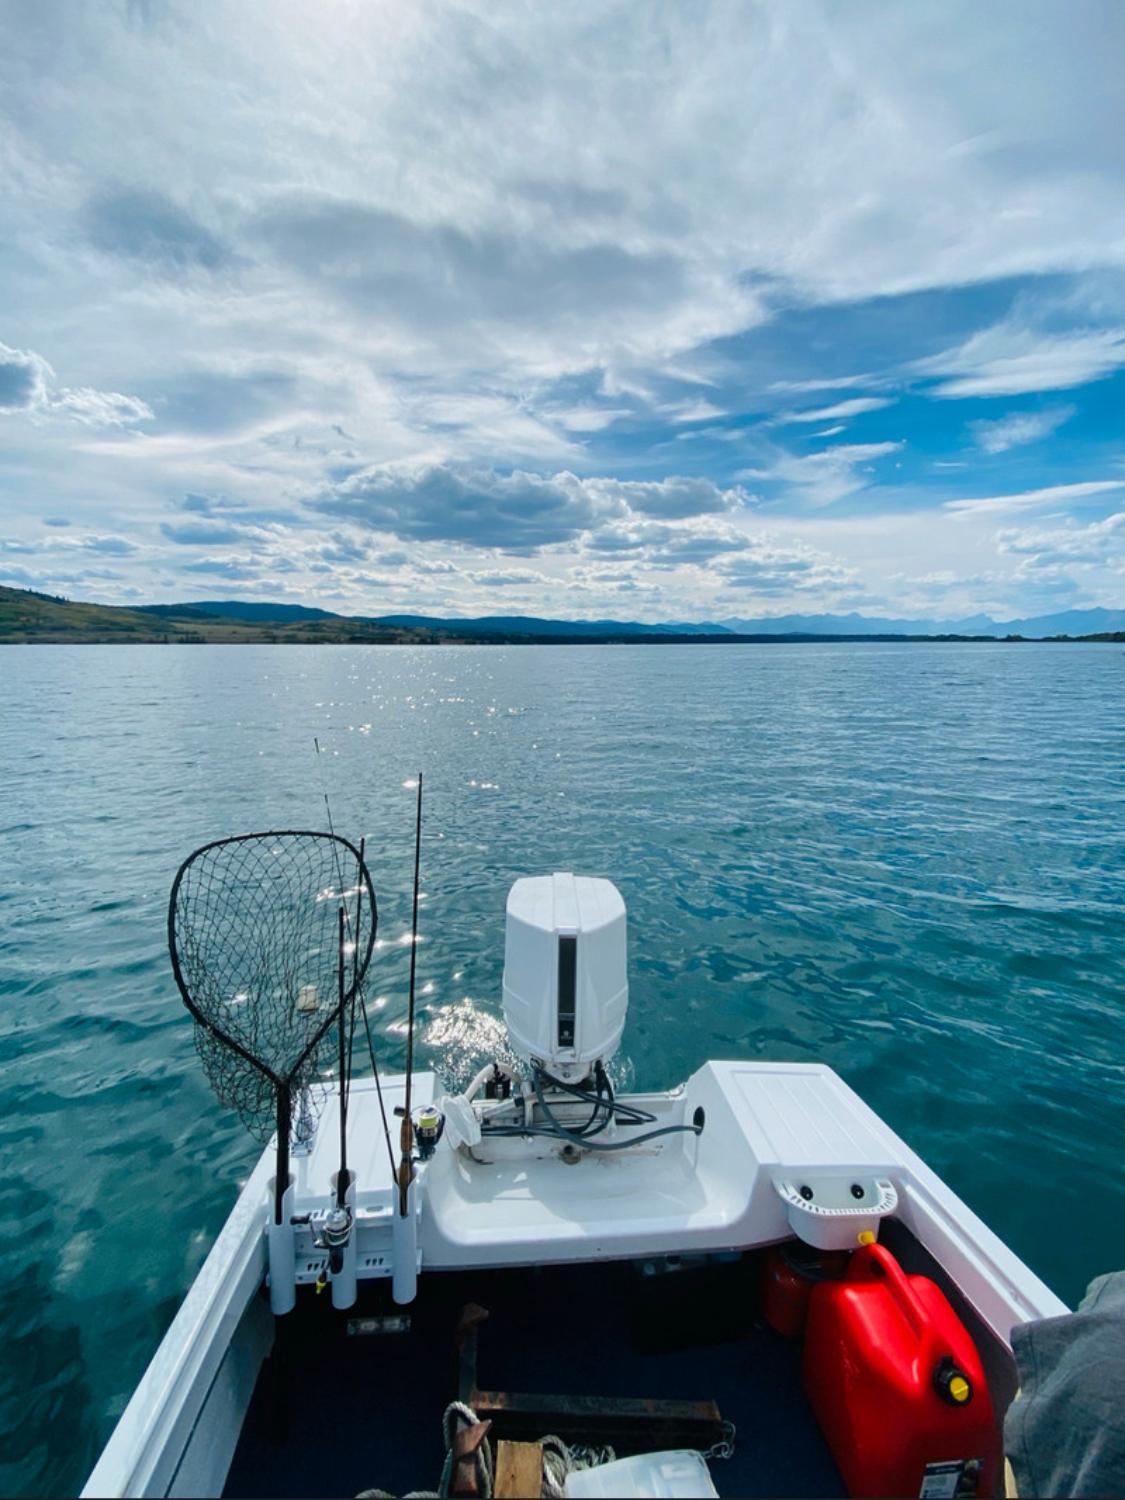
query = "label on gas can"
(919, 1460, 966, 1498)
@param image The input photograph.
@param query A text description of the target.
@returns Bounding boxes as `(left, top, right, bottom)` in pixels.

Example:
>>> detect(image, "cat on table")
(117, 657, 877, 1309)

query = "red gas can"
(762, 1243, 849, 1337)
(804, 1242, 1000, 1499)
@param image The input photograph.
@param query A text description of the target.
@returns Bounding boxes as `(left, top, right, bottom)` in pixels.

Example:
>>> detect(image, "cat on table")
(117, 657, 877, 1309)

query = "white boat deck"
(292, 1073, 435, 1209)
(419, 1061, 1063, 1348)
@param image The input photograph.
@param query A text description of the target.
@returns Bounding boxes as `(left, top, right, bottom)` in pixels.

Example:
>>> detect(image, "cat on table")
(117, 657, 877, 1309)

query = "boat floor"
(224, 1251, 844, 1499)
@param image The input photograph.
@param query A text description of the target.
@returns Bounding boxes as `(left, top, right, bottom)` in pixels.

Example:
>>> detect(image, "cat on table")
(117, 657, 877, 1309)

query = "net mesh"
(169, 831, 377, 1143)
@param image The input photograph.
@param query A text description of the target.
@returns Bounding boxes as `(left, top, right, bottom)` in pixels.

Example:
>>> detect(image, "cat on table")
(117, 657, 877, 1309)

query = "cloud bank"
(0, 1, 1123, 620)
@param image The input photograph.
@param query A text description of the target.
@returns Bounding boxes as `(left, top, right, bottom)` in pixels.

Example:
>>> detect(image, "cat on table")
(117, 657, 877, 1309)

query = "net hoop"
(168, 829, 378, 1092)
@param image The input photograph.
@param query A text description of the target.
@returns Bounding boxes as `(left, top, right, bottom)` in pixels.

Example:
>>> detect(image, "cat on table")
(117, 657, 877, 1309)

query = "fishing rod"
(331, 833, 368, 1208)
(398, 772, 423, 1219)
(313, 738, 396, 1185)
(336, 905, 348, 1203)
(315, 737, 362, 1206)
(340, 834, 367, 1196)
(309, 900, 356, 1295)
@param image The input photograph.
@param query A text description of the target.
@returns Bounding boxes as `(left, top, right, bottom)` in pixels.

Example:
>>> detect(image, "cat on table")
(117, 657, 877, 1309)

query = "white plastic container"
(565, 1450, 718, 1498)
(502, 873, 627, 1083)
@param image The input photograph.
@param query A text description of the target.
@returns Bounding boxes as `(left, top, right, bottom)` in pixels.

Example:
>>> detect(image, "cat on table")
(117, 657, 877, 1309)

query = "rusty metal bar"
(452, 1303, 724, 1452)
(466, 1389, 724, 1452)
(449, 1419, 492, 1498)
(456, 1303, 490, 1405)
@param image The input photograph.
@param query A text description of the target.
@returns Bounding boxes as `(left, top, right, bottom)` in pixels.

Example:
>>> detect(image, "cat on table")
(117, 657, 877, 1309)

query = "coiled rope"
(538, 1434, 616, 1499)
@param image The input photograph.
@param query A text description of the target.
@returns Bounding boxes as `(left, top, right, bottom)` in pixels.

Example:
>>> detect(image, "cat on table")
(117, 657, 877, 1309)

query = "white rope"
(539, 1435, 616, 1499)
(438, 1401, 494, 1499)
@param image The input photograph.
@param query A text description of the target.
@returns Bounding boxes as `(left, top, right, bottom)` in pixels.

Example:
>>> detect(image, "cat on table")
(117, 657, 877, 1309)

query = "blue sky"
(1, 0, 1123, 622)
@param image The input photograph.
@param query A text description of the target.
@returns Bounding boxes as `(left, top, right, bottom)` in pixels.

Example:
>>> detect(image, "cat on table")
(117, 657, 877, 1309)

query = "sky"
(1, 0, 1124, 624)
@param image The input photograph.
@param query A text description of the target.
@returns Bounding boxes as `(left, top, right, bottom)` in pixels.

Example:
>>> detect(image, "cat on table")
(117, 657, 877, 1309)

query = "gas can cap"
(934, 1354, 974, 1406)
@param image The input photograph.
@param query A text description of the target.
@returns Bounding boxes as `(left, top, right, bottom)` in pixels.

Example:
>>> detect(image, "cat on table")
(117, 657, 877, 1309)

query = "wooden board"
(495, 1440, 543, 1499)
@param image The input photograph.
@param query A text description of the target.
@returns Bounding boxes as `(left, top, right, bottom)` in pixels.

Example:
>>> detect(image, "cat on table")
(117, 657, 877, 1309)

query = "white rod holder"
(330, 1170, 357, 1310)
(392, 1178, 418, 1305)
(267, 1176, 296, 1316)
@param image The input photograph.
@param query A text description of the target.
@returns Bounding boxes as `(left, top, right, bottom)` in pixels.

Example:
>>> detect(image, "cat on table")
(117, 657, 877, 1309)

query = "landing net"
(168, 831, 377, 1144)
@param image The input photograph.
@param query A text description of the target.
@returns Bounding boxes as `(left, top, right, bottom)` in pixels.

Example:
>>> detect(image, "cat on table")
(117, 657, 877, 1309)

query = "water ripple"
(0, 641, 1122, 1496)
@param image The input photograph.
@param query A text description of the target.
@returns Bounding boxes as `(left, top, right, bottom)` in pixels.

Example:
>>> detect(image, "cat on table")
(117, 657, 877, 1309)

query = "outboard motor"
(439, 872, 699, 1158)
(502, 872, 628, 1084)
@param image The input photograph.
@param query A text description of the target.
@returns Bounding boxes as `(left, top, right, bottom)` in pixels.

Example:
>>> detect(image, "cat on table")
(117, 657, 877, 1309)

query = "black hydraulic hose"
(541, 1065, 616, 1138)
(537, 1064, 661, 1130)
(481, 1068, 703, 1153)
(533, 1068, 702, 1151)
(480, 1123, 700, 1150)
(480, 1066, 614, 1139)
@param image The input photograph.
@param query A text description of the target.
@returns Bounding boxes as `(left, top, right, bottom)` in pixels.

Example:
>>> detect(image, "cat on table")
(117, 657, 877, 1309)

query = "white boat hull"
(83, 1063, 1066, 1499)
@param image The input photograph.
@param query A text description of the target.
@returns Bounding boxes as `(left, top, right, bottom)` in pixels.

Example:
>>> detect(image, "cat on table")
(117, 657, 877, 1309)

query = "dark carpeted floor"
(224, 1250, 843, 1499)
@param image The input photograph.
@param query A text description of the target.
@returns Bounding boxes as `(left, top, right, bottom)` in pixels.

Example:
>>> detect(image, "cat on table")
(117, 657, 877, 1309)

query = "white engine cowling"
(502, 873, 627, 1084)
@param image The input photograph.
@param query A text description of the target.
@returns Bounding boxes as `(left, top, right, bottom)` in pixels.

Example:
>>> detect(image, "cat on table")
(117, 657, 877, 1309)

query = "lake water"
(1, 641, 1122, 1496)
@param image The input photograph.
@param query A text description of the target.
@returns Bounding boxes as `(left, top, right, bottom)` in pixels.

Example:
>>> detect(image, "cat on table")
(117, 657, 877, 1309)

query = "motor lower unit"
(502, 872, 628, 1084)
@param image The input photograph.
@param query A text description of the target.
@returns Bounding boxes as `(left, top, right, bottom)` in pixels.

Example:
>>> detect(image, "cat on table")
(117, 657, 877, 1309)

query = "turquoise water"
(1, 641, 1122, 1497)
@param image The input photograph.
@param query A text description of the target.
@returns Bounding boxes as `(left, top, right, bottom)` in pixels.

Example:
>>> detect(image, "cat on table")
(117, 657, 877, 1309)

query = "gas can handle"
(850, 1242, 927, 1340)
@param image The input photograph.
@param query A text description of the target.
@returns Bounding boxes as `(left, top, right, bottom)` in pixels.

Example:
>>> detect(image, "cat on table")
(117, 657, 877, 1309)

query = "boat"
(81, 816, 1066, 1500)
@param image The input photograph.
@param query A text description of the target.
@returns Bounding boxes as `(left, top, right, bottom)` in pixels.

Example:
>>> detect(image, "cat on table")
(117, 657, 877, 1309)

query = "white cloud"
(3, 3, 1125, 620)
(312, 463, 750, 551)
(768, 375, 879, 394)
(0, 342, 52, 410)
(919, 326, 1125, 397)
(2, 533, 137, 557)
(944, 480, 1125, 517)
(0, 341, 152, 427)
(718, 538, 857, 594)
(969, 405, 1075, 453)
(6, 1, 1125, 420)
(51, 387, 155, 428)
(465, 567, 548, 587)
(581, 474, 749, 521)
(782, 397, 896, 423)
(160, 519, 257, 546)
(996, 511, 1125, 564)
(663, 399, 727, 424)
(550, 406, 632, 433)
(746, 442, 903, 507)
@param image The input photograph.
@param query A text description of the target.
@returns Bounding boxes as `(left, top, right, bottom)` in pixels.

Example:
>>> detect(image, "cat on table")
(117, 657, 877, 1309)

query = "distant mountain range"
(142, 601, 1125, 639)
(365, 612, 721, 637)
(717, 607, 1125, 637)
(3, 586, 1122, 643)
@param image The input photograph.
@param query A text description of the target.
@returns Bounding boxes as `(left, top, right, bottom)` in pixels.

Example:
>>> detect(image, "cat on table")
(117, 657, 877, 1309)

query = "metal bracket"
(453, 1302, 723, 1452)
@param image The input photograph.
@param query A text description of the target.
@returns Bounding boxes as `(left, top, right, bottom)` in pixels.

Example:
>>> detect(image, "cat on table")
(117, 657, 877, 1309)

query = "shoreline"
(2, 585, 1121, 646)
(4, 631, 1122, 646)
